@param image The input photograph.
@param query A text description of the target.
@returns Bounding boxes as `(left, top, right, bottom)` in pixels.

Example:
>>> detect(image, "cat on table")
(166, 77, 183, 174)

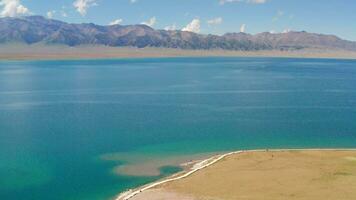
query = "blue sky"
(1, 0, 356, 41)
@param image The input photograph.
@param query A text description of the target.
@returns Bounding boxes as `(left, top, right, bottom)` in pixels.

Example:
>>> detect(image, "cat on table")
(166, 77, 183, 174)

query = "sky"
(1, 0, 356, 41)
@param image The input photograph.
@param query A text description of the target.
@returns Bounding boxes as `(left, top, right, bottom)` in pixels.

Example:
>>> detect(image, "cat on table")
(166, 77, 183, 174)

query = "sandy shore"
(116, 149, 356, 200)
(1, 45, 356, 60)
(116, 151, 242, 200)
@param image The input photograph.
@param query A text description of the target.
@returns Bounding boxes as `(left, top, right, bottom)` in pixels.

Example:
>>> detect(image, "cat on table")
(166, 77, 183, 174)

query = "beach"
(117, 149, 356, 200)
(1, 45, 356, 60)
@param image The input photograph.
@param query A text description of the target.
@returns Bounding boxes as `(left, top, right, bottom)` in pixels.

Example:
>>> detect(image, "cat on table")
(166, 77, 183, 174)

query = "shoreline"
(1, 45, 356, 61)
(115, 148, 356, 200)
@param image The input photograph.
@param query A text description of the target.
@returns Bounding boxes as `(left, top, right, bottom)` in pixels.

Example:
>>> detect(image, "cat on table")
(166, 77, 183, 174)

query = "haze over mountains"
(1, 16, 356, 51)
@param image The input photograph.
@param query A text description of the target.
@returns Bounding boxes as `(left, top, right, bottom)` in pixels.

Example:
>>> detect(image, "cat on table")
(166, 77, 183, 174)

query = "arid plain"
(129, 150, 356, 200)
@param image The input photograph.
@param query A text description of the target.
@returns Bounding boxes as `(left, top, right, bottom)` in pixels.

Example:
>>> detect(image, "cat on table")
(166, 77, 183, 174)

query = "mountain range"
(1, 16, 356, 51)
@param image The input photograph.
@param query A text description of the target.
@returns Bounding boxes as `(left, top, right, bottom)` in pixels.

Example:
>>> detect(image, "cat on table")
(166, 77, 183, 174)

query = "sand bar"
(117, 149, 356, 200)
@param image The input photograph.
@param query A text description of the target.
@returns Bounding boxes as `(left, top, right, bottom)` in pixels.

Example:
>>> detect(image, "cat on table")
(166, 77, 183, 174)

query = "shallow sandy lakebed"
(128, 150, 356, 200)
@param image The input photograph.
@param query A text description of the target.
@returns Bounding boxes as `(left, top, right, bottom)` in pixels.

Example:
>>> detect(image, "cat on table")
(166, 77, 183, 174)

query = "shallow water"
(1, 57, 356, 200)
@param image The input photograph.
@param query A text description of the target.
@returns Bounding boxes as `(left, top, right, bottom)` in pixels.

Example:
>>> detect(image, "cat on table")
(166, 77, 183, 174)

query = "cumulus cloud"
(219, 0, 266, 5)
(219, 0, 242, 4)
(248, 0, 267, 3)
(207, 17, 223, 26)
(0, 0, 30, 17)
(182, 19, 201, 33)
(61, 11, 68, 17)
(273, 10, 284, 21)
(164, 24, 177, 31)
(73, 0, 97, 16)
(240, 24, 246, 33)
(141, 17, 156, 27)
(268, 29, 292, 34)
(109, 18, 123, 25)
(47, 10, 56, 19)
(282, 28, 291, 33)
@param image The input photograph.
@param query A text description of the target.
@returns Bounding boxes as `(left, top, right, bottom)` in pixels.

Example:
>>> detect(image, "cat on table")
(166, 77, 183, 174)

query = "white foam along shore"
(115, 148, 356, 200)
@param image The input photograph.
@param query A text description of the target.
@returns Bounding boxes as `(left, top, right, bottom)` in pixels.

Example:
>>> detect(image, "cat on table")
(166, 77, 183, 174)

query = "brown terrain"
(1, 45, 356, 60)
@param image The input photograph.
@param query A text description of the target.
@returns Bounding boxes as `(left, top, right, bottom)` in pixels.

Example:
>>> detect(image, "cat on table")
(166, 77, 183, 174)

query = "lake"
(1, 57, 356, 200)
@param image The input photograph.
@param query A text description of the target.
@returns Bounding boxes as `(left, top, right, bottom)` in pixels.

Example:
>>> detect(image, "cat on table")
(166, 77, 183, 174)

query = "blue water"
(1, 57, 356, 200)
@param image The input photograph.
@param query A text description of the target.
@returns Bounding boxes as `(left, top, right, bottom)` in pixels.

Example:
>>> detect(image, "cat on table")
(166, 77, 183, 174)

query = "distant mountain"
(1, 16, 356, 51)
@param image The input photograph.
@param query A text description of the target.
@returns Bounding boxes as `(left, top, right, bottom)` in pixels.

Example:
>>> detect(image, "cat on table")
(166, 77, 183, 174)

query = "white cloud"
(109, 18, 123, 25)
(219, 0, 266, 5)
(47, 10, 56, 19)
(207, 17, 223, 25)
(240, 24, 246, 33)
(164, 23, 177, 31)
(129, 0, 137, 3)
(73, 0, 97, 16)
(0, 0, 30, 17)
(282, 28, 291, 33)
(273, 10, 284, 21)
(268, 29, 293, 34)
(248, 0, 267, 3)
(141, 17, 156, 27)
(219, 0, 242, 5)
(61, 11, 68, 17)
(182, 19, 201, 33)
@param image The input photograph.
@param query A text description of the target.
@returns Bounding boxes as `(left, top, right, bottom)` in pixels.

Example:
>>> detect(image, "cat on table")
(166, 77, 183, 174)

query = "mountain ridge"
(1, 15, 356, 51)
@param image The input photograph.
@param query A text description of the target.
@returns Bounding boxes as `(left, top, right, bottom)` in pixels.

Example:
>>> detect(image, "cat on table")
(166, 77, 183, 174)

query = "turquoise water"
(1, 57, 356, 200)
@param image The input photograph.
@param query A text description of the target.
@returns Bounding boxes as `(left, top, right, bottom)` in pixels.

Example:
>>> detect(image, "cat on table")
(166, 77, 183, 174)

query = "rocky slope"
(1, 16, 355, 51)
